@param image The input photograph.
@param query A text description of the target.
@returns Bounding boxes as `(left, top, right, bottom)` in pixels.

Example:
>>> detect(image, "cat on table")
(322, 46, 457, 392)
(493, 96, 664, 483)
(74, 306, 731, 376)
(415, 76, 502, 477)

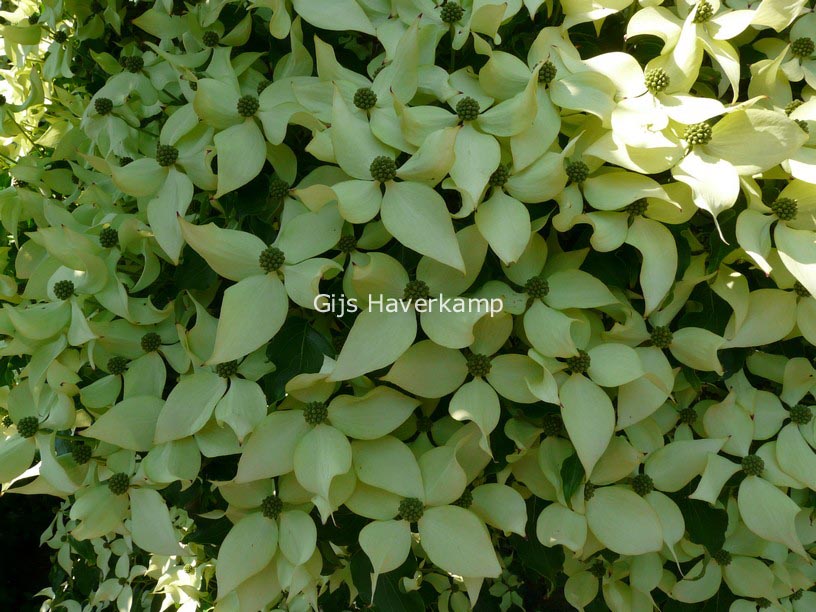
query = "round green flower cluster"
(107, 356, 128, 376)
(453, 489, 473, 508)
(439, 2, 465, 23)
(566, 160, 590, 184)
(789, 404, 813, 425)
(785, 99, 803, 115)
(107, 473, 130, 495)
(677, 407, 698, 425)
(259, 246, 285, 273)
(304, 401, 328, 426)
(94, 97, 113, 115)
(261, 495, 284, 520)
(769, 197, 798, 221)
(121, 56, 144, 73)
(645, 68, 670, 94)
(353, 87, 377, 110)
(269, 178, 289, 200)
(156, 144, 179, 167)
(455, 97, 480, 121)
(257, 80, 271, 95)
(1, 415, 11, 428)
(631, 474, 654, 496)
(524, 275, 549, 299)
(741, 454, 765, 476)
(583, 482, 596, 500)
(236, 95, 259, 117)
(71, 442, 92, 465)
(650, 326, 673, 348)
(467, 353, 492, 378)
(692, 0, 714, 23)
(203, 31, 220, 47)
(53, 30, 68, 44)
(98, 227, 118, 248)
(53, 280, 75, 300)
(684, 122, 713, 145)
(403, 279, 430, 301)
(542, 413, 563, 436)
(791, 37, 815, 58)
(795, 119, 809, 133)
(140, 332, 162, 353)
(794, 282, 811, 298)
(16, 416, 39, 438)
(215, 360, 239, 378)
(489, 165, 509, 187)
(538, 61, 557, 84)
(712, 549, 732, 566)
(337, 235, 357, 253)
(370, 156, 397, 182)
(625, 199, 649, 216)
(398, 497, 424, 522)
(565, 350, 591, 374)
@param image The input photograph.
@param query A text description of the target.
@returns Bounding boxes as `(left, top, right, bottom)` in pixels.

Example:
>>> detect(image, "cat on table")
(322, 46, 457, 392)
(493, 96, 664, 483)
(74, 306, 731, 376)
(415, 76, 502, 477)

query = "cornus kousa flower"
(735, 179, 816, 300)
(190, 47, 300, 197)
(211, 479, 323, 606)
(348, 430, 527, 596)
(325, 224, 515, 382)
(780, 16, 816, 89)
(624, 0, 757, 101)
(544, 495, 683, 609)
(234, 378, 419, 519)
(380, 304, 542, 455)
(782, 97, 816, 183)
(177, 201, 342, 365)
(585, 56, 727, 175)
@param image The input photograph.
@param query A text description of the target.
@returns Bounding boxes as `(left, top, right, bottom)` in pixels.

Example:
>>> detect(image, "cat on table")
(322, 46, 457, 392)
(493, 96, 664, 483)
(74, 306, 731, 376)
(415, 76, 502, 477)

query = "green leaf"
(328, 386, 418, 440)
(154, 371, 227, 443)
(359, 520, 412, 594)
(328, 309, 417, 382)
(293, 423, 352, 500)
(216, 512, 278, 600)
(279, 510, 318, 566)
(129, 488, 185, 556)
(148, 168, 193, 264)
(380, 181, 465, 272)
(83, 396, 164, 451)
(560, 453, 585, 506)
(737, 474, 806, 557)
(417, 506, 502, 578)
(676, 497, 728, 552)
(178, 219, 265, 282)
(214, 378, 267, 443)
(208, 273, 288, 365)
(291, 0, 376, 35)
(214, 121, 267, 198)
(585, 486, 663, 555)
(559, 374, 615, 475)
(235, 410, 310, 483)
(382, 340, 468, 398)
(352, 437, 424, 500)
(266, 317, 334, 398)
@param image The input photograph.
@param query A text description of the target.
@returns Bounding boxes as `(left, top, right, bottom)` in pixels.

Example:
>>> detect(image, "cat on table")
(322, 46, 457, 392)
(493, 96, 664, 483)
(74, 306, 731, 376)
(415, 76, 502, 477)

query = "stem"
(7, 113, 45, 153)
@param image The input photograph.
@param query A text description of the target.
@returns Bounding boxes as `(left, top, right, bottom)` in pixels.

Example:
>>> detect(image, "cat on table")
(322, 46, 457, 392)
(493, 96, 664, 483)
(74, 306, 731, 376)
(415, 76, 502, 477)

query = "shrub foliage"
(0, 0, 815, 610)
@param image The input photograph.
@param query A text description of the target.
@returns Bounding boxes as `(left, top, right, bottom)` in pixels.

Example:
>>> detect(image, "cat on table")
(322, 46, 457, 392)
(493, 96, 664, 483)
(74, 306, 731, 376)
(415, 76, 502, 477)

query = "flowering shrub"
(1, 0, 815, 610)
